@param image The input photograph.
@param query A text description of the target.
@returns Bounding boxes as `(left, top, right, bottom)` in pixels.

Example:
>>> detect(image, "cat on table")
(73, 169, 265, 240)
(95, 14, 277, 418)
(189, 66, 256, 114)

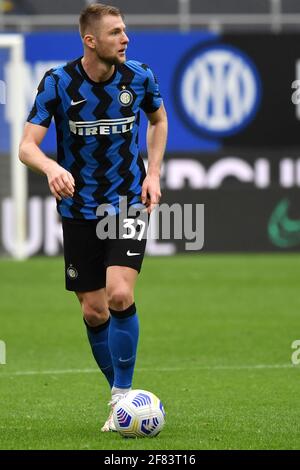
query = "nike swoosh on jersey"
(71, 99, 87, 106)
(126, 250, 141, 256)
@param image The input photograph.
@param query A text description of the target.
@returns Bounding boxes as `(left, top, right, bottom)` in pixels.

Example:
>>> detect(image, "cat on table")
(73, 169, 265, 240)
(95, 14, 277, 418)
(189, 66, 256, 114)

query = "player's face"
(93, 15, 129, 65)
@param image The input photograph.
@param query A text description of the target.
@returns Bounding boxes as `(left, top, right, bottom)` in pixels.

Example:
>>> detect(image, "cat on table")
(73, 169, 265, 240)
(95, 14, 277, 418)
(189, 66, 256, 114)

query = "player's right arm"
(19, 123, 74, 201)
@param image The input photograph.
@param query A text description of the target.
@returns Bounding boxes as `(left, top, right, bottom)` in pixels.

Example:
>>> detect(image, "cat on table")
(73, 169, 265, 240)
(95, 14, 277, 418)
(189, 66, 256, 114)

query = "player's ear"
(83, 34, 96, 50)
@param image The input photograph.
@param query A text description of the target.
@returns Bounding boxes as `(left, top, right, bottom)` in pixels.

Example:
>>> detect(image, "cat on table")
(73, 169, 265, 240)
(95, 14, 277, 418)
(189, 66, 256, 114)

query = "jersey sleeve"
(27, 70, 58, 127)
(140, 65, 163, 114)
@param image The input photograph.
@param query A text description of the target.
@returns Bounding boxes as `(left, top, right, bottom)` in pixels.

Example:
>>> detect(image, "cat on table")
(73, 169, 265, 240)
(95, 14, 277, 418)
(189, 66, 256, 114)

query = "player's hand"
(46, 162, 75, 201)
(141, 175, 161, 214)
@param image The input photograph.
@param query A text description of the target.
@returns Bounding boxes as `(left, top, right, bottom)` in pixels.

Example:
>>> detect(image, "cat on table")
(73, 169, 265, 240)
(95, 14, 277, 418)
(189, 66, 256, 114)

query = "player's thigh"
(104, 230, 146, 302)
(106, 266, 138, 308)
(106, 266, 138, 294)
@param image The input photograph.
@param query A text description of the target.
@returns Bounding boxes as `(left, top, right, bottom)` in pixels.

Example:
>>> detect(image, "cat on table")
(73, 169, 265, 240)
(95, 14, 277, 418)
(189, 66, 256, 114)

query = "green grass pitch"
(0, 254, 300, 450)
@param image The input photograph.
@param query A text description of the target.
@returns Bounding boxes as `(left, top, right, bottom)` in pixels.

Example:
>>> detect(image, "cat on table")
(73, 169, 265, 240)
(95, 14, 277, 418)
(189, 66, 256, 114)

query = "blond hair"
(79, 3, 124, 37)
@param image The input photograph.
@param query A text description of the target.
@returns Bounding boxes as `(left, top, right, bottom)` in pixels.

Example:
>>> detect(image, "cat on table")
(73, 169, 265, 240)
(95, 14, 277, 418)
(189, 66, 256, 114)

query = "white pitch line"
(0, 363, 296, 378)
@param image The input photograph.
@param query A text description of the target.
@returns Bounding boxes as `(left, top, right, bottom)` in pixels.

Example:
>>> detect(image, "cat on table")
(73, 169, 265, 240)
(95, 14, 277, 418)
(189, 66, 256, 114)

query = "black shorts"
(62, 216, 147, 292)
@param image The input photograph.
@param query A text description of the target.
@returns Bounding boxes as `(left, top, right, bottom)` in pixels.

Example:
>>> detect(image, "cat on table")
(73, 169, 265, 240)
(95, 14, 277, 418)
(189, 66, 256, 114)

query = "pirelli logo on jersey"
(69, 116, 136, 136)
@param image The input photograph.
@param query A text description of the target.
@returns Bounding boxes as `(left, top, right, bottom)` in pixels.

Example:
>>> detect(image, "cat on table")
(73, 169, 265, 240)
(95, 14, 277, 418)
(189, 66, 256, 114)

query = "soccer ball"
(113, 389, 166, 438)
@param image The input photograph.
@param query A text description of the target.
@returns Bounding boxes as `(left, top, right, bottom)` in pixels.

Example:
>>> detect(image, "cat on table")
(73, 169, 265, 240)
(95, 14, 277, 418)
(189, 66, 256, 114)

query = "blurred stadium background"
(1, 0, 300, 450)
(2, 0, 300, 256)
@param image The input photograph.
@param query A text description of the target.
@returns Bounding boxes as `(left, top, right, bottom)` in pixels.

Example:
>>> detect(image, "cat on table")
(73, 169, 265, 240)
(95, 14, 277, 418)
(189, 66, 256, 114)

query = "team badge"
(118, 89, 133, 106)
(67, 265, 78, 280)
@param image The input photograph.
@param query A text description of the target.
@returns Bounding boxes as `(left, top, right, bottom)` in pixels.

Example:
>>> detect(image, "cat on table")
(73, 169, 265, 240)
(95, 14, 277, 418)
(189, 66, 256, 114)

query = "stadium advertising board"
(1, 151, 299, 255)
(0, 32, 299, 254)
(1, 32, 299, 153)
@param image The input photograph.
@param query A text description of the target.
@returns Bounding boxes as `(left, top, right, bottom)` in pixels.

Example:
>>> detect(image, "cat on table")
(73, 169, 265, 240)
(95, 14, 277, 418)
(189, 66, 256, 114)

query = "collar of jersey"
(77, 57, 118, 87)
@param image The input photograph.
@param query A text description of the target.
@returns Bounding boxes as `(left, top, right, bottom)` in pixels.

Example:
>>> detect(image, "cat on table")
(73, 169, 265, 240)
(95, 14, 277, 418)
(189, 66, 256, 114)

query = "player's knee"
(82, 302, 109, 327)
(83, 309, 109, 327)
(107, 286, 133, 311)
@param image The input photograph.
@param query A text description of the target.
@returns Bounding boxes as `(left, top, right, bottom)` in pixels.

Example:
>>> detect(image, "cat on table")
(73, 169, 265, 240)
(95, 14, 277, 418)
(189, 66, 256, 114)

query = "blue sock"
(84, 318, 114, 388)
(108, 303, 139, 389)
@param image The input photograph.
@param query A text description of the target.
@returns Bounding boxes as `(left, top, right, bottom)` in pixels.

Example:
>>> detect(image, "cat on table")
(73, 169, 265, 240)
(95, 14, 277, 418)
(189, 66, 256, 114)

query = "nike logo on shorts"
(126, 250, 141, 256)
(71, 99, 87, 106)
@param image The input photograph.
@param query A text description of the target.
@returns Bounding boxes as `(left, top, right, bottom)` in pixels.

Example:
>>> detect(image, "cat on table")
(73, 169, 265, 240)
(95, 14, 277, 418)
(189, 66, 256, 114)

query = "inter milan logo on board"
(174, 43, 262, 138)
(118, 89, 133, 106)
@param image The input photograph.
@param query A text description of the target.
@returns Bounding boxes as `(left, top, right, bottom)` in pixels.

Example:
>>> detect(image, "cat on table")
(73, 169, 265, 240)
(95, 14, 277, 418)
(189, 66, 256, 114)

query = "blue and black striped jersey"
(27, 57, 163, 219)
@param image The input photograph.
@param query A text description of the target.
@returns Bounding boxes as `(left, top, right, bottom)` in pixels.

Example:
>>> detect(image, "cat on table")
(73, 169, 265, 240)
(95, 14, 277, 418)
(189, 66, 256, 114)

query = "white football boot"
(101, 393, 126, 432)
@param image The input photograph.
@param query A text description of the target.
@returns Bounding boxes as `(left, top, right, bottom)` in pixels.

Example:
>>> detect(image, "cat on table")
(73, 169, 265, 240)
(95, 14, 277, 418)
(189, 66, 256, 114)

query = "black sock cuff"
(109, 303, 136, 319)
(84, 317, 110, 333)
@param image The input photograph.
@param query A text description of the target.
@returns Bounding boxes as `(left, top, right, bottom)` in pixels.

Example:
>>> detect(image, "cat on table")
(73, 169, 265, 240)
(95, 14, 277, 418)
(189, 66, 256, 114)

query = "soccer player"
(19, 3, 167, 431)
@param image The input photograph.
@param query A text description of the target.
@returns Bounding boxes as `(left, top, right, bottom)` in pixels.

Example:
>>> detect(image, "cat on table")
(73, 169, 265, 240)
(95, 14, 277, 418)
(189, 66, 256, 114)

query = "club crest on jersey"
(69, 115, 135, 136)
(118, 89, 133, 106)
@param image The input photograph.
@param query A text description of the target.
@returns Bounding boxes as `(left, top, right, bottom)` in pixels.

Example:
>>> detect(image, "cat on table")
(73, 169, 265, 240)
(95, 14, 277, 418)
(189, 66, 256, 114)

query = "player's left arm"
(142, 103, 168, 213)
